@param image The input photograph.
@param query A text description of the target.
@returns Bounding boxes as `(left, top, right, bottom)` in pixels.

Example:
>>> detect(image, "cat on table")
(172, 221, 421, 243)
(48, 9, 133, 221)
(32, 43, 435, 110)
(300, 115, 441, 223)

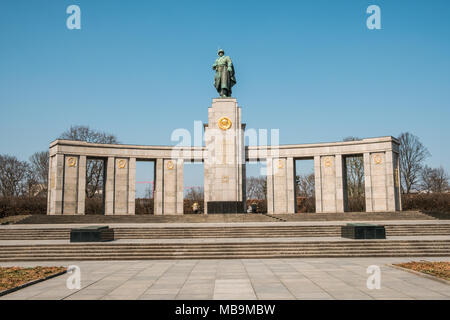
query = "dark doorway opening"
(295, 158, 315, 213)
(85, 158, 106, 215)
(135, 160, 155, 214)
(343, 154, 365, 212)
(245, 161, 267, 213)
(184, 161, 204, 214)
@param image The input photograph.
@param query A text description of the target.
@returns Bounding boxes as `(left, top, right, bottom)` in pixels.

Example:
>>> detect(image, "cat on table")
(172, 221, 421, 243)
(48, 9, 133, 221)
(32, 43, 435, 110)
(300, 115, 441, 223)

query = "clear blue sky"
(1, 0, 449, 191)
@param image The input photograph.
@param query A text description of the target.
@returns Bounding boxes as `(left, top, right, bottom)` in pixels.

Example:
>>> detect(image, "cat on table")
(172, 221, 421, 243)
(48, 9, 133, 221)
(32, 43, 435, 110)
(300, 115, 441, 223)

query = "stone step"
(1, 224, 449, 240)
(2, 253, 448, 262)
(3, 251, 449, 260)
(2, 239, 449, 249)
(1, 229, 448, 235)
(2, 242, 448, 250)
(2, 246, 448, 255)
(14, 211, 437, 224)
(1, 244, 448, 261)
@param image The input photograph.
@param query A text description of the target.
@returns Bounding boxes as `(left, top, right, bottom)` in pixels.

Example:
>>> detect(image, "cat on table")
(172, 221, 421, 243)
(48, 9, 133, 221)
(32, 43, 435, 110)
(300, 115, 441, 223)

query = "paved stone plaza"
(1, 257, 449, 300)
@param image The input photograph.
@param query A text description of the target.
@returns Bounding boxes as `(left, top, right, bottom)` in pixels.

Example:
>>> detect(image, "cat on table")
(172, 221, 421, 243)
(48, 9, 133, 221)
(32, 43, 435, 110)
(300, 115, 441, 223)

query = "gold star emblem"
(218, 117, 232, 130)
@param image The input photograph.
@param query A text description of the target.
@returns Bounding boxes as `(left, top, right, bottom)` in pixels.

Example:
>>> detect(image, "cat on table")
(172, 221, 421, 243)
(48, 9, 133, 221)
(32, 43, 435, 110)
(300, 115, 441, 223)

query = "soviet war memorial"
(1, 0, 450, 314)
(47, 49, 401, 217)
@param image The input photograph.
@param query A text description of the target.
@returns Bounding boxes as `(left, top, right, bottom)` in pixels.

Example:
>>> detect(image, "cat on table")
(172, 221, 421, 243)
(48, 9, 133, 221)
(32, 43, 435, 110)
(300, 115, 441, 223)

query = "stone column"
(176, 159, 184, 215)
(203, 159, 209, 214)
(314, 156, 322, 213)
(154, 158, 163, 215)
(320, 156, 337, 213)
(128, 158, 136, 215)
(286, 157, 296, 214)
(395, 153, 402, 211)
(372, 152, 387, 211)
(62, 155, 79, 215)
(266, 157, 274, 214)
(104, 156, 115, 215)
(363, 152, 373, 212)
(162, 159, 183, 215)
(48, 154, 64, 215)
(273, 158, 287, 214)
(385, 151, 401, 212)
(385, 151, 396, 212)
(335, 154, 345, 213)
(364, 152, 389, 212)
(241, 162, 246, 211)
(47, 156, 52, 215)
(113, 158, 128, 215)
(204, 98, 246, 213)
(77, 155, 86, 215)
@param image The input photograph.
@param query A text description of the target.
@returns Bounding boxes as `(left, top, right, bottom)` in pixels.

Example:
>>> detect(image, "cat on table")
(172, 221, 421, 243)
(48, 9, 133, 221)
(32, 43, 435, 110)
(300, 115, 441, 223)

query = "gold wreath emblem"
(324, 157, 333, 168)
(277, 160, 284, 169)
(67, 157, 77, 167)
(218, 117, 232, 130)
(166, 160, 174, 170)
(374, 154, 382, 165)
(118, 159, 126, 169)
(222, 175, 229, 183)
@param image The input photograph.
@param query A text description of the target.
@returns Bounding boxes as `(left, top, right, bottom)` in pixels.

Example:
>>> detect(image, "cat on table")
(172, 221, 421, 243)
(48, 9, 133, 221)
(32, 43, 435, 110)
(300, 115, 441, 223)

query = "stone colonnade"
(249, 139, 401, 214)
(47, 136, 401, 215)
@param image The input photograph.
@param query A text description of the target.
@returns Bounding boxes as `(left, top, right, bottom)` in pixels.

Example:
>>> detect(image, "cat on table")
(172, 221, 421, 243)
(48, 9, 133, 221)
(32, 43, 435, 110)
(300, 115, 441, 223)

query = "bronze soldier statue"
(212, 49, 236, 97)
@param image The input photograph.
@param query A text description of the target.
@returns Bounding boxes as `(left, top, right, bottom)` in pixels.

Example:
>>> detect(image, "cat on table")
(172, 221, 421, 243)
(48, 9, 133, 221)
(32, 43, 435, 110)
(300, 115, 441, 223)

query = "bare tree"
(398, 132, 430, 194)
(343, 137, 365, 198)
(246, 176, 266, 200)
(29, 151, 49, 195)
(144, 184, 154, 199)
(296, 173, 315, 198)
(0, 155, 31, 197)
(345, 156, 365, 198)
(420, 166, 449, 193)
(59, 125, 119, 198)
(59, 125, 118, 144)
(185, 187, 204, 201)
(85, 159, 105, 198)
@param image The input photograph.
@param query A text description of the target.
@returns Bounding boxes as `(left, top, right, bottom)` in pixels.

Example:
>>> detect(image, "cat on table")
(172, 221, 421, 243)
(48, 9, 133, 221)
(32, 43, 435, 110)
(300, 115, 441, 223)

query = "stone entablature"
(47, 99, 401, 215)
(50, 137, 398, 164)
(246, 136, 399, 159)
(49, 140, 206, 161)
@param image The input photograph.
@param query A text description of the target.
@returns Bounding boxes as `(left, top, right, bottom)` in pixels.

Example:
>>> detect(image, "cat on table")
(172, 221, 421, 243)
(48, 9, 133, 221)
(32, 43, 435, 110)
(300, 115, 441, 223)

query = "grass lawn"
(394, 261, 450, 281)
(0, 266, 67, 293)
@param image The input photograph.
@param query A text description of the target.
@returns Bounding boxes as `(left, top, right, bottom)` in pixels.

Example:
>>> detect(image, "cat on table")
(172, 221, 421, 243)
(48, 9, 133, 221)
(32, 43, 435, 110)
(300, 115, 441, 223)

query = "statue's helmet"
(218, 49, 225, 55)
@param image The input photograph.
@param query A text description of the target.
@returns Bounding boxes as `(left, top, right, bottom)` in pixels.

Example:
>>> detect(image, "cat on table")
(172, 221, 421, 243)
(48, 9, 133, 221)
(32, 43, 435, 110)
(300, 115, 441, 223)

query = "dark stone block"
(70, 226, 114, 242)
(207, 201, 244, 214)
(341, 223, 386, 239)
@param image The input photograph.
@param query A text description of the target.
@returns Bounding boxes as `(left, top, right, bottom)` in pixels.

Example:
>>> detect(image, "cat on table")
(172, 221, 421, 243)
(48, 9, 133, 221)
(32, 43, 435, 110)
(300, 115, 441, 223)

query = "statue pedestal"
(204, 98, 246, 213)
